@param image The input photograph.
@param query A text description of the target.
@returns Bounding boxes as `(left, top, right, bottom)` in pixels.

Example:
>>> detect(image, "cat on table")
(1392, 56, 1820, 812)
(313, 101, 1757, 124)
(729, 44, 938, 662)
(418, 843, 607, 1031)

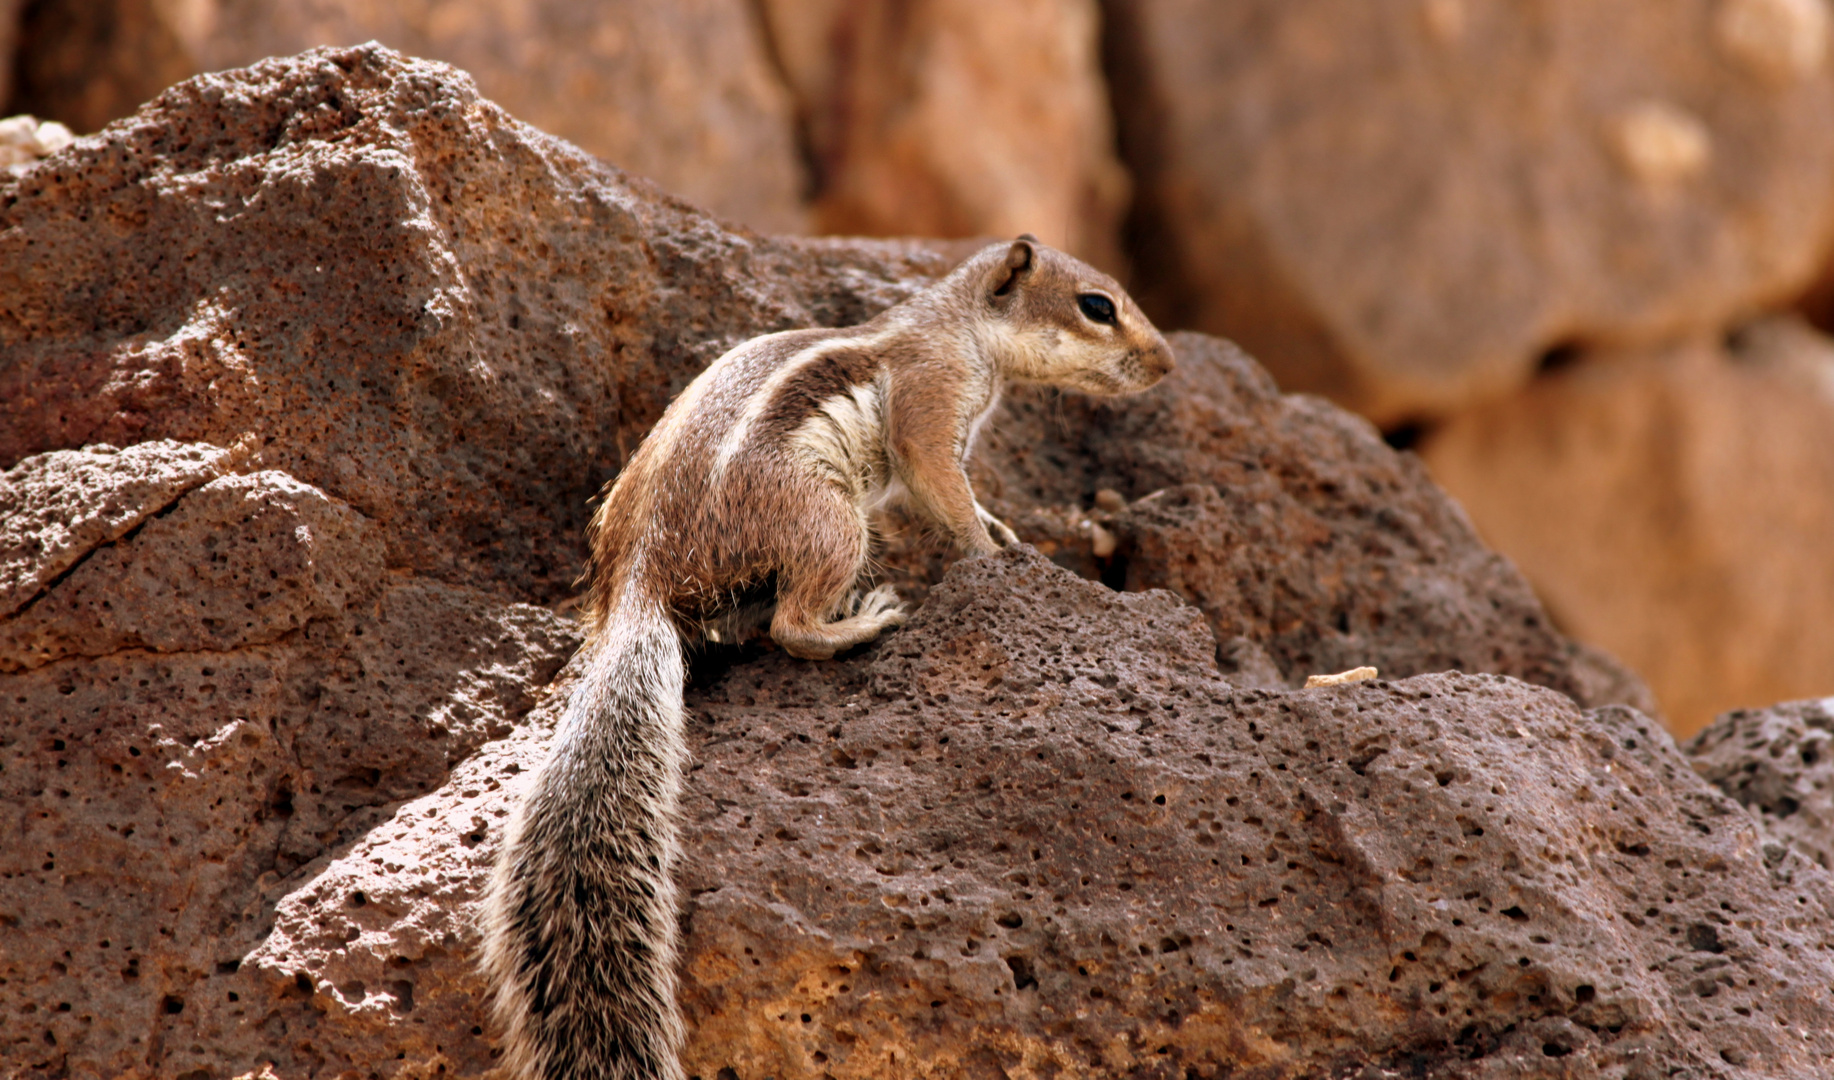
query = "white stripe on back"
(710, 330, 890, 482)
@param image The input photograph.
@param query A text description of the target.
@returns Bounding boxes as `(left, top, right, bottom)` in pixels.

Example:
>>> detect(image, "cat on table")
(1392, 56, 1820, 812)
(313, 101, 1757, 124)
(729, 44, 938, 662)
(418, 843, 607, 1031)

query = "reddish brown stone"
(6, 0, 806, 232)
(0, 439, 242, 616)
(1689, 695, 1834, 873)
(1106, 0, 1834, 423)
(1420, 319, 1834, 735)
(8, 46, 1821, 1080)
(66, 546, 1826, 1080)
(0, 45, 953, 605)
(972, 333, 1656, 714)
(758, 0, 1128, 268)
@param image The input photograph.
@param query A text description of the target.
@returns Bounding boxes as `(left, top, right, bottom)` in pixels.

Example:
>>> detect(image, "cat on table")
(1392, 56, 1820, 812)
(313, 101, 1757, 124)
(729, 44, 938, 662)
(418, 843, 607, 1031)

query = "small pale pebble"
(33, 120, 75, 156)
(0, 115, 78, 173)
(1093, 488, 1126, 513)
(0, 115, 35, 147)
(1305, 666, 1378, 688)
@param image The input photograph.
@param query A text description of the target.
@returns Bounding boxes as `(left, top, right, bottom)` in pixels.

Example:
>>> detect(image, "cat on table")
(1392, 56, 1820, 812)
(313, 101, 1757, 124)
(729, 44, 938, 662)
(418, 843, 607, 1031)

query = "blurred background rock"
(5, 0, 1831, 736)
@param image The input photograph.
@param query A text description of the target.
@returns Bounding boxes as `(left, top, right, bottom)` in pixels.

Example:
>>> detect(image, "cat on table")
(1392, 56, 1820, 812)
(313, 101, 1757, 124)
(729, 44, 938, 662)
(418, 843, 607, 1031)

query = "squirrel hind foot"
(773, 585, 907, 660)
(853, 583, 908, 622)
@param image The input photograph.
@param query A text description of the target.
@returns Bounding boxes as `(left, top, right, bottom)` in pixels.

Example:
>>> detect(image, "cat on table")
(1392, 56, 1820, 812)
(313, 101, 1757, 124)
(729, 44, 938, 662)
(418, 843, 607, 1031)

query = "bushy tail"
(482, 587, 688, 1080)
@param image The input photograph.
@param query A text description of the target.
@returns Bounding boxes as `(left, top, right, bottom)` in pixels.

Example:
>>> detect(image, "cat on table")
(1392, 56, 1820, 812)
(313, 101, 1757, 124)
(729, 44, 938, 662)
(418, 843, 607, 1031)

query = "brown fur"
(583, 236, 1172, 644)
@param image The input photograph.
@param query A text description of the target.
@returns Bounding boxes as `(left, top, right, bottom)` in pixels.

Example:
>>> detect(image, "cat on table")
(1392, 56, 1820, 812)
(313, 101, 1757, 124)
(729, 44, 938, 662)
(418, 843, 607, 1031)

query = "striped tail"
(481, 587, 688, 1080)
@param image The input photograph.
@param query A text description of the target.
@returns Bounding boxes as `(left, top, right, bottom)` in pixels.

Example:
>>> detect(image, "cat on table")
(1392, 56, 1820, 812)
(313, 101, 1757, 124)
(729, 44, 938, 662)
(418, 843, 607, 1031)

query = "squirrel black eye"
(1077, 293, 1117, 325)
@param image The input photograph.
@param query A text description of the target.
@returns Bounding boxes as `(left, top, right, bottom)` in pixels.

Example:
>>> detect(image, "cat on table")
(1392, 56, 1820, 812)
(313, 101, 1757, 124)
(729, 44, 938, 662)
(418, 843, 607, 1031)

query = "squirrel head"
(969, 235, 1174, 395)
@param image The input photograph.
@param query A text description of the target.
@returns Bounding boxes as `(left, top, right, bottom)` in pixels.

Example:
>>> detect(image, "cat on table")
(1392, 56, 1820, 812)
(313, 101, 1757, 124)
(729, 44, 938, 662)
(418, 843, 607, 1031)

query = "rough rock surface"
(5, 0, 806, 232)
(1419, 317, 1834, 735)
(669, 554, 1834, 1080)
(7, 44, 1817, 1080)
(966, 333, 1654, 714)
(0, 468, 383, 672)
(19, 543, 1834, 1078)
(0, 443, 581, 1078)
(1105, 0, 1834, 422)
(1690, 696, 1834, 873)
(758, 0, 1129, 269)
(0, 44, 1644, 711)
(0, 439, 245, 617)
(0, 45, 951, 608)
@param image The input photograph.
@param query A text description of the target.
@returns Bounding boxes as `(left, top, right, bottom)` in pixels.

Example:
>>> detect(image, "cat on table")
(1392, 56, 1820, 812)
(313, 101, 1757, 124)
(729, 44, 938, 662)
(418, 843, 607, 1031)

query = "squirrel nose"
(1148, 343, 1176, 378)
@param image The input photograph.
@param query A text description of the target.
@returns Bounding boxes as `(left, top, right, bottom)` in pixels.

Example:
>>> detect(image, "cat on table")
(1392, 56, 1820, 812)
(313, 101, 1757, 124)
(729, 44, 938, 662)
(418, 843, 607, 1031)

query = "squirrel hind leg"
(768, 496, 906, 661)
(773, 587, 908, 661)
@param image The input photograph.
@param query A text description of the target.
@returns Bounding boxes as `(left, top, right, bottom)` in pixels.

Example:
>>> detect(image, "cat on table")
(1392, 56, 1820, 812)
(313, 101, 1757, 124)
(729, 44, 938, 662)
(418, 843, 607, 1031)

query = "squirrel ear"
(991, 236, 1037, 299)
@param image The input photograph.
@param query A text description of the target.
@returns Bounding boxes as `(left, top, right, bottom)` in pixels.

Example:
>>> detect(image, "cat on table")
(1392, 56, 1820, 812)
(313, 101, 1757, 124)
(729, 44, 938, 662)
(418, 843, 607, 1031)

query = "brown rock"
(0, 445, 581, 1078)
(6, 0, 806, 231)
(34, 546, 1834, 1078)
(1689, 695, 1834, 872)
(971, 333, 1657, 714)
(0, 45, 1640, 716)
(679, 556, 1834, 1078)
(0, 439, 244, 616)
(0, 45, 952, 606)
(1106, 0, 1834, 422)
(758, 0, 1129, 269)
(10, 45, 1805, 1080)
(1419, 317, 1834, 735)
(0, 468, 383, 671)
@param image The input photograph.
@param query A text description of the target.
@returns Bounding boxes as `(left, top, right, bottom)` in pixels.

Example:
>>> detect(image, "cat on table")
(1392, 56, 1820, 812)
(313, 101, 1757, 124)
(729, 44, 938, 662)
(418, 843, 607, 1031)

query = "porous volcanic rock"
(0, 443, 581, 1077)
(687, 555, 1834, 1079)
(3, 44, 1790, 1080)
(0, 466, 384, 672)
(5, 0, 806, 232)
(969, 333, 1657, 715)
(0, 44, 953, 607)
(1419, 317, 1834, 735)
(1104, 0, 1834, 422)
(38, 546, 1834, 1079)
(1689, 695, 1834, 873)
(757, 0, 1129, 269)
(0, 44, 1647, 712)
(0, 438, 247, 616)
